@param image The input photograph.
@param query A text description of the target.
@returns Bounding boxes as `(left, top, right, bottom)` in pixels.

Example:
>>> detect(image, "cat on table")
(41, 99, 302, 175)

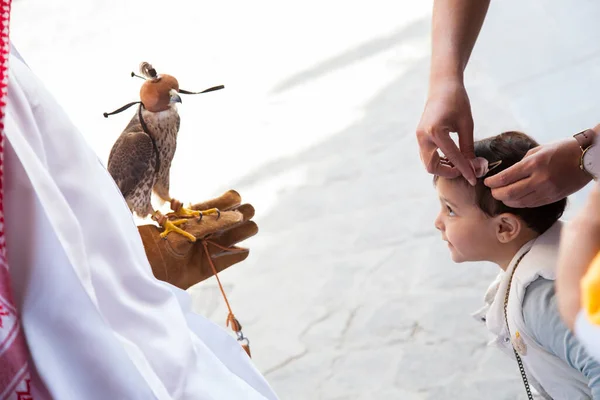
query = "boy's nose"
(434, 213, 444, 231)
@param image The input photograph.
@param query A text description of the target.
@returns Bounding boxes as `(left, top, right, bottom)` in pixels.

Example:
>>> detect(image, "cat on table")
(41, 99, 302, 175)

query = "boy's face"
(434, 178, 500, 263)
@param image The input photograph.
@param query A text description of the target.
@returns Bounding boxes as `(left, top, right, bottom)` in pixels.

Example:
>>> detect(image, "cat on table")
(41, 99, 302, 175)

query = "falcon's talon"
(159, 218, 197, 242)
(173, 205, 200, 219)
(175, 206, 221, 222)
(200, 207, 221, 218)
(194, 209, 220, 222)
(196, 208, 221, 221)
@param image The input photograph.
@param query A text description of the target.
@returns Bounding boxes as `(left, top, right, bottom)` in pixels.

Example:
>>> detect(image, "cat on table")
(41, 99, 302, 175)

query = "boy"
(434, 131, 600, 399)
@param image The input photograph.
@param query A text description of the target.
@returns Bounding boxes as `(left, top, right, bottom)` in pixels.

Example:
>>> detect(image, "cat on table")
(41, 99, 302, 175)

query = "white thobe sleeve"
(3, 45, 279, 400)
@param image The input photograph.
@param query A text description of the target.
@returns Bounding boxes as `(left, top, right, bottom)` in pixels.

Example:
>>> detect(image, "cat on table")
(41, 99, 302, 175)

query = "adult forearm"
(429, 0, 491, 85)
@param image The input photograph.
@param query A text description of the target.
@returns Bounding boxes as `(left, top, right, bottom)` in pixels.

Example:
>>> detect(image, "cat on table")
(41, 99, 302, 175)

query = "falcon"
(104, 62, 224, 242)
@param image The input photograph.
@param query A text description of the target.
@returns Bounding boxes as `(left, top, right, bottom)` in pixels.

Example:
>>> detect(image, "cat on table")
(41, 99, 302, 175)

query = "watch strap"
(574, 129, 596, 150)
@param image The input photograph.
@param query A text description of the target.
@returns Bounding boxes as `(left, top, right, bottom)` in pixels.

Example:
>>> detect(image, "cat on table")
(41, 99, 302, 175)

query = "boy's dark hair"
(435, 131, 567, 234)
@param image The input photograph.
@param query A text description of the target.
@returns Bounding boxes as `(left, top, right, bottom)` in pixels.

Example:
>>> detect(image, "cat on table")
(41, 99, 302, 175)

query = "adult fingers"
(417, 130, 457, 178)
(428, 146, 462, 178)
(234, 204, 256, 222)
(211, 221, 259, 250)
(182, 210, 244, 239)
(489, 176, 535, 207)
(190, 189, 242, 212)
(433, 128, 476, 185)
(210, 250, 250, 274)
(484, 159, 531, 190)
(457, 116, 475, 160)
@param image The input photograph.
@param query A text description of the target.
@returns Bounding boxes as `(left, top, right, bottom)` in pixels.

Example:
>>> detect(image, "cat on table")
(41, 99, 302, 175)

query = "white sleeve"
(5, 45, 278, 400)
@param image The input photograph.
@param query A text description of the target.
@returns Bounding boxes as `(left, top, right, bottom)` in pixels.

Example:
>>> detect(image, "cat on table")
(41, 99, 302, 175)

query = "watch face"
(583, 144, 600, 179)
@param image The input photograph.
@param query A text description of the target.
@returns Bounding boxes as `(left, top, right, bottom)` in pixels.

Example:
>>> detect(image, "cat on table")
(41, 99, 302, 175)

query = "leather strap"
(137, 104, 161, 173)
(574, 129, 596, 150)
(200, 240, 252, 357)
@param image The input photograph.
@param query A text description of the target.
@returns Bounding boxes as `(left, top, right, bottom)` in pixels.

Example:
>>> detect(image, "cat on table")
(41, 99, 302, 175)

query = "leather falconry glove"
(138, 189, 258, 290)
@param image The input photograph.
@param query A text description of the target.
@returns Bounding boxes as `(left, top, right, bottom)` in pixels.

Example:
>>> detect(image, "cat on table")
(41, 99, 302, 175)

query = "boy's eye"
(446, 205, 456, 216)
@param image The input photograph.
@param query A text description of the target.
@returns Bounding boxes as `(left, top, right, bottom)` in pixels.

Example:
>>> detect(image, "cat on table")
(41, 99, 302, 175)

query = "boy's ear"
(494, 213, 522, 243)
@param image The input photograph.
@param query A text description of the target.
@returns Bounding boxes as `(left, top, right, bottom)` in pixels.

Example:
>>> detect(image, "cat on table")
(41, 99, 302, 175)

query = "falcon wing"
(107, 129, 155, 199)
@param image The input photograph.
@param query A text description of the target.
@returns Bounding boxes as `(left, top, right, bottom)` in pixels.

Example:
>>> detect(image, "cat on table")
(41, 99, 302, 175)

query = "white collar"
(472, 221, 563, 334)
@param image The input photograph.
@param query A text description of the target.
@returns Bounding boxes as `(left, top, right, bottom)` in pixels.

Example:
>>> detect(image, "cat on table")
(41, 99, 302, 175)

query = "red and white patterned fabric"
(0, 1, 33, 398)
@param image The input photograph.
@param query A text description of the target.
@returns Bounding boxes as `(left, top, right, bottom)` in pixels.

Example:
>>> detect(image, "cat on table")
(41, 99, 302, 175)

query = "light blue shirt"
(523, 277, 600, 398)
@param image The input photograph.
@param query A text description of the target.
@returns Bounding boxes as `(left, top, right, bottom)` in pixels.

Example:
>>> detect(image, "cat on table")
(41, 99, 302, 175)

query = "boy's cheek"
(444, 242, 459, 261)
(447, 242, 468, 263)
(450, 250, 464, 263)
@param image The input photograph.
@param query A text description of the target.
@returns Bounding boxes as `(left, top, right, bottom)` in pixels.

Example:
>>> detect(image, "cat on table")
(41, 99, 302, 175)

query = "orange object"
(581, 250, 600, 325)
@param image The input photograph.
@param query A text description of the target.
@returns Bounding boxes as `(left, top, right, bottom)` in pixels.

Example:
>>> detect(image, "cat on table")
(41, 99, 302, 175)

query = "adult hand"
(416, 79, 479, 186)
(556, 182, 600, 330)
(138, 190, 258, 290)
(483, 137, 592, 207)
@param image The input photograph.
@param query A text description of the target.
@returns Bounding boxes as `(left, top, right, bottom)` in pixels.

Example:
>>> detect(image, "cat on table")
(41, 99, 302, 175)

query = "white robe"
(3, 47, 279, 399)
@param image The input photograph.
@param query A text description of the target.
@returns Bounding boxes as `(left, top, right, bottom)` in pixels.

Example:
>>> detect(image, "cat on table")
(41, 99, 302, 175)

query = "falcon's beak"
(170, 90, 182, 104)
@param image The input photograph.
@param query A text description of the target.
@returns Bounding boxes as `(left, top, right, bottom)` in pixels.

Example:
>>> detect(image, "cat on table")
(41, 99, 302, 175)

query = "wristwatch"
(573, 129, 599, 180)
